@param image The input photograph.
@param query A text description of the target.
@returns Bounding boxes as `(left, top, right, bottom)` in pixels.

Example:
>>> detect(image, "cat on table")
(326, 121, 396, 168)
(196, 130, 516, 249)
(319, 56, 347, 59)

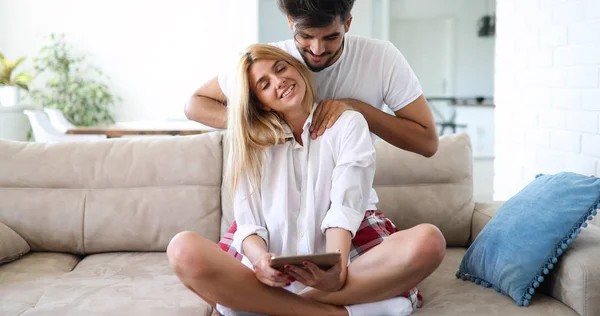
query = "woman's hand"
(253, 253, 294, 287)
(283, 257, 347, 292)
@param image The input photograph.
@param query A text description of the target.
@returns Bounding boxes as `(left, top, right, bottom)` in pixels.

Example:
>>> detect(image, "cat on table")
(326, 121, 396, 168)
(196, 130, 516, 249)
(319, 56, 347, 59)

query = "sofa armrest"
(470, 201, 505, 244)
(544, 224, 600, 316)
(0, 221, 30, 264)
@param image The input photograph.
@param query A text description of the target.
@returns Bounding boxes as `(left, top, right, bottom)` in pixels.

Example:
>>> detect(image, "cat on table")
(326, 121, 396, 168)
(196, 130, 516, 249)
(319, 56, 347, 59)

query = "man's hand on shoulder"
(310, 100, 355, 140)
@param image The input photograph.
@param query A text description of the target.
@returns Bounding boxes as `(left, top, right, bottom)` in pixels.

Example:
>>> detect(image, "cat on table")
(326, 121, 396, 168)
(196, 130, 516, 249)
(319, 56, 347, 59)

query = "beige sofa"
(0, 132, 599, 316)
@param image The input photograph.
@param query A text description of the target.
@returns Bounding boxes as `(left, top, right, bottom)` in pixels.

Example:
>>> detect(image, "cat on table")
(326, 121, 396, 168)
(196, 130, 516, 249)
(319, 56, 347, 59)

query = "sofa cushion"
(0, 221, 30, 264)
(457, 172, 600, 307)
(0, 188, 87, 253)
(471, 201, 504, 242)
(0, 252, 81, 315)
(26, 252, 212, 316)
(84, 185, 221, 253)
(374, 133, 474, 247)
(0, 133, 224, 254)
(543, 224, 600, 316)
(417, 248, 577, 315)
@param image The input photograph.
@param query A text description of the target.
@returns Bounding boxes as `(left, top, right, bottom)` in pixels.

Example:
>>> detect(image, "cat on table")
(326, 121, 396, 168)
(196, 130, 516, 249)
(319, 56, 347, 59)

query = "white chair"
(43, 108, 76, 133)
(23, 110, 107, 143)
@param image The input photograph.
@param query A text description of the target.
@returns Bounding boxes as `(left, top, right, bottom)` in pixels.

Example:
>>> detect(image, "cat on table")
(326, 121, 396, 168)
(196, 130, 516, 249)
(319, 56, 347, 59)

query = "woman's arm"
(284, 227, 352, 292)
(242, 234, 269, 265)
(231, 176, 269, 257)
(233, 173, 291, 287)
(325, 228, 352, 286)
(243, 233, 290, 287)
(320, 112, 376, 237)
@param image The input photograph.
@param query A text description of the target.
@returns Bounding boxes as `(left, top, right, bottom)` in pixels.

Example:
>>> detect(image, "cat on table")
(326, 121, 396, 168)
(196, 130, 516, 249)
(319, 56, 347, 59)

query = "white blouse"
(231, 109, 376, 292)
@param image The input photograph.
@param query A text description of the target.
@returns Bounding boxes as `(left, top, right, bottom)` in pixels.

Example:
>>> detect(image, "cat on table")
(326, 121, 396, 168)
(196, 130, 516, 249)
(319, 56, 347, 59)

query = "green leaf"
(30, 33, 118, 127)
(13, 74, 33, 90)
(13, 57, 26, 70)
(0, 54, 33, 86)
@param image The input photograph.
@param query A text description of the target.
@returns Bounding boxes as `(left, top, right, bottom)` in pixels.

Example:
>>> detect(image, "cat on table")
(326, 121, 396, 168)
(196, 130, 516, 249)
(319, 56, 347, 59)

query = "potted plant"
(28, 33, 118, 127)
(0, 53, 33, 107)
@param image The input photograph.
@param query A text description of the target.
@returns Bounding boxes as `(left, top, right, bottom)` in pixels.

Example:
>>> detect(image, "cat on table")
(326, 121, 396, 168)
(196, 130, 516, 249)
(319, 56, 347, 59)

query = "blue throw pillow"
(456, 172, 599, 307)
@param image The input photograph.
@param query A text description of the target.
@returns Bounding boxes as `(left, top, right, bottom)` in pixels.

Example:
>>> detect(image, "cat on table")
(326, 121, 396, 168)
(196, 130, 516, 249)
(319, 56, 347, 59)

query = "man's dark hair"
(278, 0, 355, 29)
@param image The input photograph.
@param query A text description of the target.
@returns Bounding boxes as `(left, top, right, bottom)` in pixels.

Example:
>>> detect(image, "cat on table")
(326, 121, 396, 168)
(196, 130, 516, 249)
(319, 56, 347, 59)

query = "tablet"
(270, 252, 341, 270)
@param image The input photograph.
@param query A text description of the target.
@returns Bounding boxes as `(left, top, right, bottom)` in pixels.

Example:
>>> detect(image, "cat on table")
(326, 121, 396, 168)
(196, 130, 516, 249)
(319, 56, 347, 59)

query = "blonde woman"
(167, 44, 436, 316)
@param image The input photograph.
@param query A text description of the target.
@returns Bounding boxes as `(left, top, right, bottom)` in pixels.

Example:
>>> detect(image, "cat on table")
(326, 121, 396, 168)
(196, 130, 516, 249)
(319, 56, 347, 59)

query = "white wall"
(390, 0, 496, 98)
(494, 0, 600, 200)
(258, 0, 290, 43)
(348, 0, 374, 38)
(0, 0, 258, 121)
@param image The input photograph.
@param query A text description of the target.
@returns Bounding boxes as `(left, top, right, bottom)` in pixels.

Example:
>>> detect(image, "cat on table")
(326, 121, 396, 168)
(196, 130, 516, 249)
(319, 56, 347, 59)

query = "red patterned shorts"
(218, 210, 423, 309)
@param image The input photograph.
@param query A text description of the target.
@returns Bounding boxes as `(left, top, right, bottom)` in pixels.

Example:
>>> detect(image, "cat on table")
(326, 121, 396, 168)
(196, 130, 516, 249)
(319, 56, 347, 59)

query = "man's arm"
(184, 76, 228, 129)
(311, 95, 439, 157)
(351, 95, 438, 157)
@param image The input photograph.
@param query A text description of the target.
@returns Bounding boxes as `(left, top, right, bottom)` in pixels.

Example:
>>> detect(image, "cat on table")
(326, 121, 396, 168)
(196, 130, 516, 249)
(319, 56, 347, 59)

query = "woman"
(167, 44, 425, 316)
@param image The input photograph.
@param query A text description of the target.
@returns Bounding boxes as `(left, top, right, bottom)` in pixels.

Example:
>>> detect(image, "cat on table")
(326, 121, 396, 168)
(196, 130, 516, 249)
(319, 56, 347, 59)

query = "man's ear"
(287, 16, 294, 30)
(345, 15, 353, 32)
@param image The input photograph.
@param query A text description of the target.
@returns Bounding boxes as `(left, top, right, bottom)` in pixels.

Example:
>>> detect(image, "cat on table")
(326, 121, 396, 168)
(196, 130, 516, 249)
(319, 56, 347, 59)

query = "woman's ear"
(256, 100, 272, 112)
(251, 94, 270, 111)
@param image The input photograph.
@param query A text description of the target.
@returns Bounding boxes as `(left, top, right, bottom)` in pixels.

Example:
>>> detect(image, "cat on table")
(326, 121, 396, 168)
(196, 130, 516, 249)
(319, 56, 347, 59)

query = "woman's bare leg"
(167, 231, 348, 316)
(302, 224, 446, 305)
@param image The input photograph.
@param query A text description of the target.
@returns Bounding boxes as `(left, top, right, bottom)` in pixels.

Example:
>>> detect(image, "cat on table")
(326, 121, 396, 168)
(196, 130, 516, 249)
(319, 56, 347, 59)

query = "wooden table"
(66, 121, 220, 138)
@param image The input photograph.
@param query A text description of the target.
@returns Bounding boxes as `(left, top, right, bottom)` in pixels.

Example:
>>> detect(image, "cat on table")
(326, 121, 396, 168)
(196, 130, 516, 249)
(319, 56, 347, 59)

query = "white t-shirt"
(232, 107, 375, 294)
(218, 34, 423, 210)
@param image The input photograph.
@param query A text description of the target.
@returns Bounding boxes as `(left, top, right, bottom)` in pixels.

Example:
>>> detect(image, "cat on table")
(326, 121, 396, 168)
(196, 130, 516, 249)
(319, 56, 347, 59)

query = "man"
(185, 0, 445, 309)
(186, 1, 438, 157)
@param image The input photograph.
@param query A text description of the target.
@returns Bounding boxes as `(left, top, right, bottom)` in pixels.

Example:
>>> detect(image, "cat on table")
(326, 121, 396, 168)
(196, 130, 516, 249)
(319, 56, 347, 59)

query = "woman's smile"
(281, 84, 295, 99)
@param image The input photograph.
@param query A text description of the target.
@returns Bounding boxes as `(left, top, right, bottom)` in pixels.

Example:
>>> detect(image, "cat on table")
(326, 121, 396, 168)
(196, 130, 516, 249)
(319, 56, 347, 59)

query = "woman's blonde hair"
(225, 44, 315, 195)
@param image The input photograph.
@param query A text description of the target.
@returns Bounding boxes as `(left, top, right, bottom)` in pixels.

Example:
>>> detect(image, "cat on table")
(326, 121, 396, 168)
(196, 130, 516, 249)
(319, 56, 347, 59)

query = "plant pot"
(0, 86, 21, 107)
(0, 106, 30, 141)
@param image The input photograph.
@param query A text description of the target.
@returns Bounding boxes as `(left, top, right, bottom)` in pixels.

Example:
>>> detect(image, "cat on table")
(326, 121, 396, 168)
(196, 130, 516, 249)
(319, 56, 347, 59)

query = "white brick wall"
(495, 0, 600, 202)
(586, 0, 600, 18)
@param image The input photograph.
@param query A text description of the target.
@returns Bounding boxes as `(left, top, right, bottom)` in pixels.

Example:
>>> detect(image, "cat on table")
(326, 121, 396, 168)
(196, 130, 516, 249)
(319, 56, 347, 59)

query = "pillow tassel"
(519, 197, 600, 307)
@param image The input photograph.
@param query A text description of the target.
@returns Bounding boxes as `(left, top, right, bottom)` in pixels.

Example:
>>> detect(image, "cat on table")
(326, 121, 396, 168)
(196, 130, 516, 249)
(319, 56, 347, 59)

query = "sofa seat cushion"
(22, 252, 211, 316)
(0, 252, 81, 315)
(415, 248, 577, 315)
